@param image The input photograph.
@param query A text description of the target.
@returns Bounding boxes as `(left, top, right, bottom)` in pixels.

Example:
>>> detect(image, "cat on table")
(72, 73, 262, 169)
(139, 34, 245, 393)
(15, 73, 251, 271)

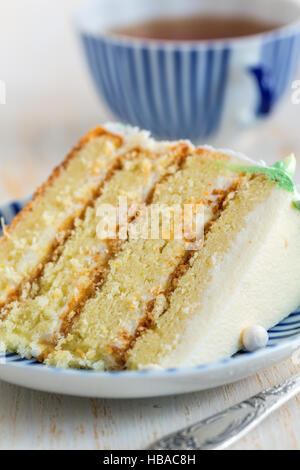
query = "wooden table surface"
(1, 0, 300, 450)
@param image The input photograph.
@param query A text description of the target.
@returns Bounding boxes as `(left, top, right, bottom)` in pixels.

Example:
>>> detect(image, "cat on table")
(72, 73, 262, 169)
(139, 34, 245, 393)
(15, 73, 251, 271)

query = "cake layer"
(127, 176, 300, 369)
(0, 128, 122, 308)
(0, 142, 190, 358)
(46, 149, 242, 369)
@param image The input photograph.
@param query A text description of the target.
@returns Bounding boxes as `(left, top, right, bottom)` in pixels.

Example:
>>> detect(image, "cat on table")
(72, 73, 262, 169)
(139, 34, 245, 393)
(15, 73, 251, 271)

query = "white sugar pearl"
(242, 325, 269, 352)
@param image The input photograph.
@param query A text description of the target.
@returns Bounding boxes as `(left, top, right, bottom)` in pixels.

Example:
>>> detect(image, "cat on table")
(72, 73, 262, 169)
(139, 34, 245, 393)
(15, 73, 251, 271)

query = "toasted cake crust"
(1, 127, 122, 240)
(0, 127, 123, 311)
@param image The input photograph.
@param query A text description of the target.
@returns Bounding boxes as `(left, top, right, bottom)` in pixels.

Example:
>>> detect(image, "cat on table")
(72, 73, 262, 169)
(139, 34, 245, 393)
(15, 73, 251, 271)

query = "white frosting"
(103, 122, 263, 167)
(156, 188, 300, 368)
(104, 122, 193, 154)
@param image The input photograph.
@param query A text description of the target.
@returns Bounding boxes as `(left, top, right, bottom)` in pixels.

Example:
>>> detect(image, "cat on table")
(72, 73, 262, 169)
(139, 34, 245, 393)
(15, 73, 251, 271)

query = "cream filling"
(155, 188, 300, 368)
(2, 145, 190, 360)
(23, 175, 170, 357)
(112, 175, 237, 342)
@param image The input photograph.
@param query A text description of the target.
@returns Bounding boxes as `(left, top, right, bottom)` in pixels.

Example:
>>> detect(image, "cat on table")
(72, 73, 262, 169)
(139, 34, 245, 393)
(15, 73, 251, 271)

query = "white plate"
(0, 199, 300, 398)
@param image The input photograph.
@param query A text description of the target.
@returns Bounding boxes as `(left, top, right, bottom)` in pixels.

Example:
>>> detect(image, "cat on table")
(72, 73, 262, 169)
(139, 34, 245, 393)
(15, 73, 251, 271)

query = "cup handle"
(248, 66, 276, 116)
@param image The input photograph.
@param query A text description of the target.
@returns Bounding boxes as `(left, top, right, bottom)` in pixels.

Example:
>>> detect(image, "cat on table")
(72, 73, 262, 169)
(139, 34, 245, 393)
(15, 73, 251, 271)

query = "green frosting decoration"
(293, 200, 300, 211)
(224, 154, 296, 194)
(273, 153, 296, 178)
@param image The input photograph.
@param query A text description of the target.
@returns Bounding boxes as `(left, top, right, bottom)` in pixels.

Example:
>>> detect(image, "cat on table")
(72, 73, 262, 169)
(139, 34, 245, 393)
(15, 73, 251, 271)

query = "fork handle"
(149, 372, 300, 450)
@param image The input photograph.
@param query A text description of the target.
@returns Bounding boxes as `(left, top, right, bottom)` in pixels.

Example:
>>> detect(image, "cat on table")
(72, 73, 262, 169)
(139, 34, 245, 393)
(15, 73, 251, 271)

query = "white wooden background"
(0, 0, 300, 450)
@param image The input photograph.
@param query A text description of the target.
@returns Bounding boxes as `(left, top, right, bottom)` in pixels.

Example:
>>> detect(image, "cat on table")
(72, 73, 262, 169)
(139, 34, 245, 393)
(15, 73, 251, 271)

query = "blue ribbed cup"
(76, 0, 300, 141)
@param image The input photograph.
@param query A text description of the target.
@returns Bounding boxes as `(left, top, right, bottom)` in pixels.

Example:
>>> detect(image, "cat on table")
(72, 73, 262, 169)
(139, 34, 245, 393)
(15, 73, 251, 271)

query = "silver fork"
(149, 372, 300, 450)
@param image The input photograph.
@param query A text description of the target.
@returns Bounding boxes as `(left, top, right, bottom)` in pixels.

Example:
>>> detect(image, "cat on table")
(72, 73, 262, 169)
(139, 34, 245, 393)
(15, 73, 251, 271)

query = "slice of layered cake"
(0, 124, 300, 370)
